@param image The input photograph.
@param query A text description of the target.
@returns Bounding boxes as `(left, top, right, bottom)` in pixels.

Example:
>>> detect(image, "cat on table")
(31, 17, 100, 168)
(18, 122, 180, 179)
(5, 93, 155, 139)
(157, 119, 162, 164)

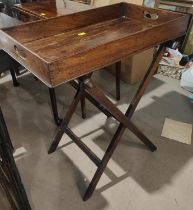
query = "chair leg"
(115, 61, 121, 100)
(10, 68, 19, 87)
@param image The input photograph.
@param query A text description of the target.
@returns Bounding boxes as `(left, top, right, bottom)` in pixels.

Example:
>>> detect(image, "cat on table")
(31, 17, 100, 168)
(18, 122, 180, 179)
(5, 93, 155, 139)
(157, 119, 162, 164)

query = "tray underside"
(0, 3, 190, 87)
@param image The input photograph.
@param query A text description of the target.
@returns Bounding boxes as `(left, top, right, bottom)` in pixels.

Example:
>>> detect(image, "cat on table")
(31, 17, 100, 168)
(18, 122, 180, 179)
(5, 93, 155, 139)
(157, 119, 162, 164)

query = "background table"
(13, 0, 94, 21)
(0, 13, 21, 87)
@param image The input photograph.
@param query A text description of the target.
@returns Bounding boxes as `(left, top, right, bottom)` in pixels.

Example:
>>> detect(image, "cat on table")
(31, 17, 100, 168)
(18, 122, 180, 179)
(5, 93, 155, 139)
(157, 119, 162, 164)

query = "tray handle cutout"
(144, 11, 159, 20)
(14, 45, 26, 60)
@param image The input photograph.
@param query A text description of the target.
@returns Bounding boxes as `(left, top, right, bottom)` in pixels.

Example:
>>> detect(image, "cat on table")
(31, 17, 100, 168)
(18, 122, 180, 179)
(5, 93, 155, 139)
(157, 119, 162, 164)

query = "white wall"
(92, 0, 144, 7)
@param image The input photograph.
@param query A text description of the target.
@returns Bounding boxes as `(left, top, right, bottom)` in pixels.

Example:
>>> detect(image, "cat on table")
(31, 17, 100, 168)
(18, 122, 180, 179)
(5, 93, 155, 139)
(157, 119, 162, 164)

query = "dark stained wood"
(48, 88, 62, 125)
(13, 0, 93, 20)
(0, 3, 189, 87)
(83, 44, 166, 200)
(62, 124, 101, 167)
(48, 82, 85, 154)
(1, 3, 189, 201)
(48, 44, 165, 201)
(81, 96, 86, 119)
(115, 61, 121, 100)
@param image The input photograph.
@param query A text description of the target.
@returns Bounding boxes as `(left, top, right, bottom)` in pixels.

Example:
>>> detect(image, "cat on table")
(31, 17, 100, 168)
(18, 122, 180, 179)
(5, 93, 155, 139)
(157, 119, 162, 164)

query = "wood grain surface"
(13, 0, 93, 20)
(0, 3, 190, 87)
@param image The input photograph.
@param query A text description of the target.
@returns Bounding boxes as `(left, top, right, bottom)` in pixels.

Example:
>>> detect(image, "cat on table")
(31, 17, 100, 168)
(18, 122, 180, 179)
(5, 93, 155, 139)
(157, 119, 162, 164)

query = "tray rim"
(0, 19, 189, 64)
(1, 2, 188, 31)
(0, 2, 190, 87)
(0, 2, 190, 64)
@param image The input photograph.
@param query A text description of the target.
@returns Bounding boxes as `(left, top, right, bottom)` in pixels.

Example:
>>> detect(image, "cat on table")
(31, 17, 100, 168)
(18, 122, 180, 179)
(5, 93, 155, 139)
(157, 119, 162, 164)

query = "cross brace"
(48, 43, 166, 201)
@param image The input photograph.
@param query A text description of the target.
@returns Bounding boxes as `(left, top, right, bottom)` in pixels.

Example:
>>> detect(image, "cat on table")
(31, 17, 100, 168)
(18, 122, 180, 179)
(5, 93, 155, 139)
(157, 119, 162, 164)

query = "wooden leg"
(84, 92, 112, 118)
(70, 80, 111, 117)
(49, 85, 87, 126)
(83, 123, 123, 201)
(125, 44, 166, 119)
(10, 68, 19, 87)
(127, 121, 157, 151)
(83, 44, 166, 200)
(115, 61, 121, 100)
(81, 97, 86, 119)
(83, 79, 156, 152)
(49, 44, 166, 201)
(48, 88, 62, 126)
(48, 84, 85, 154)
(58, 124, 101, 166)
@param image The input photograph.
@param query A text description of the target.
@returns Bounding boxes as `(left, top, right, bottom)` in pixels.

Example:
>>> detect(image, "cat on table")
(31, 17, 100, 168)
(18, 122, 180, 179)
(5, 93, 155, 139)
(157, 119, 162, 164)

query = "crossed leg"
(48, 43, 166, 201)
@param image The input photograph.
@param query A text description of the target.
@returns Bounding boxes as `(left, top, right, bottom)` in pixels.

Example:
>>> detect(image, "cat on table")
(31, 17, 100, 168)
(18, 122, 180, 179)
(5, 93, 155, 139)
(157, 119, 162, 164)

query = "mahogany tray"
(0, 3, 189, 87)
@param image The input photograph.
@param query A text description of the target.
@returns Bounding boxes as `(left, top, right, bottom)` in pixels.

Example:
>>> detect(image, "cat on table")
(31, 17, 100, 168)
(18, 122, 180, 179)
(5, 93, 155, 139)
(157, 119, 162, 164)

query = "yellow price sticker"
(78, 32, 86, 36)
(40, 13, 46, 16)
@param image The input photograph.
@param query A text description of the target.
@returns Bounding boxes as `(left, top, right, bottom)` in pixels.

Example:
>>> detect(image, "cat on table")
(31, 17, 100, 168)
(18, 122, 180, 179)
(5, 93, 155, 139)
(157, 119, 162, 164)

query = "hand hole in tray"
(144, 11, 159, 20)
(14, 45, 26, 60)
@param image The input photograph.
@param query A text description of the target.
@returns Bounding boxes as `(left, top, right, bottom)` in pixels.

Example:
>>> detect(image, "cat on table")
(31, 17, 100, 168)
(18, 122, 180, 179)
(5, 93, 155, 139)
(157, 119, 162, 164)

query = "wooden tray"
(0, 3, 190, 87)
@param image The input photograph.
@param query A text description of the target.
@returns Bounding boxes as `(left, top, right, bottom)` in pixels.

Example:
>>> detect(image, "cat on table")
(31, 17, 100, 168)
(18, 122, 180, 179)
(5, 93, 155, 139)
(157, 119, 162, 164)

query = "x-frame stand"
(48, 43, 166, 201)
(48, 61, 121, 126)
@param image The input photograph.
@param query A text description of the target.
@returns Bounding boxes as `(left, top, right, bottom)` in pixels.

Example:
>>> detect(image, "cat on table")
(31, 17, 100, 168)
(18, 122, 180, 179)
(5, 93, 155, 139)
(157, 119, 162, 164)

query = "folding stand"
(48, 61, 121, 126)
(48, 43, 166, 200)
